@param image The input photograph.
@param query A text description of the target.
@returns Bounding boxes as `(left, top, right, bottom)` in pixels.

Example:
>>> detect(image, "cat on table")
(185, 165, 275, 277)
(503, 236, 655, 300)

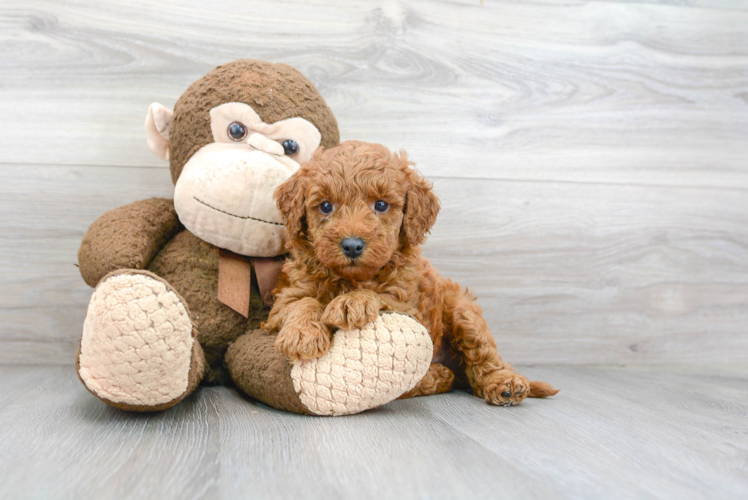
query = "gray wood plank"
(0, 164, 175, 365)
(0, 0, 746, 187)
(598, 0, 748, 10)
(0, 365, 745, 500)
(425, 365, 748, 499)
(0, 365, 220, 500)
(3, 164, 747, 365)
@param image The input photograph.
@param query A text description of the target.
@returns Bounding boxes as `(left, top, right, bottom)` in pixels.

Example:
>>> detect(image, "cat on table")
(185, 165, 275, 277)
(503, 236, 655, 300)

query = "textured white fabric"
(291, 312, 433, 416)
(78, 274, 194, 406)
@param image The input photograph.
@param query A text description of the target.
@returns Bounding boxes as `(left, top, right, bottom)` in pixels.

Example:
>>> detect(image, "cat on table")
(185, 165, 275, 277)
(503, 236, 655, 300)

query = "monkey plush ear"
(144, 103, 173, 161)
(401, 157, 440, 247)
(274, 167, 309, 245)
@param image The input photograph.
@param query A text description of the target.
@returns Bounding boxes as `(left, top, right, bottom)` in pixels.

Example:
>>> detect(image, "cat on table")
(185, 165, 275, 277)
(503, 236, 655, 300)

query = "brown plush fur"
(169, 59, 340, 183)
(266, 141, 558, 406)
(225, 329, 312, 415)
(78, 198, 183, 287)
(75, 269, 207, 411)
(78, 60, 341, 388)
(147, 229, 270, 384)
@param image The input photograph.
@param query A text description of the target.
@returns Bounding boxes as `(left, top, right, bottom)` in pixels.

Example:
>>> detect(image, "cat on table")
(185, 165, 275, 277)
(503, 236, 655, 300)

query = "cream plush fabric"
(78, 274, 194, 407)
(290, 312, 433, 416)
(144, 102, 173, 161)
(173, 144, 298, 257)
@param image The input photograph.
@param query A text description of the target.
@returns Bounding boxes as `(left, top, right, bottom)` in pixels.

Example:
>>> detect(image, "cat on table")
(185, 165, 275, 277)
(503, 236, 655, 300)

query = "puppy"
(264, 141, 557, 406)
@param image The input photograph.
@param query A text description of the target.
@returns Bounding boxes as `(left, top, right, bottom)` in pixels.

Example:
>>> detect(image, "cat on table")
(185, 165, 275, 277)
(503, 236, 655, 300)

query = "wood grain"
(1, 1, 747, 363)
(0, 365, 745, 499)
(2, 2, 747, 497)
(3, 163, 747, 364)
(1, 0, 747, 187)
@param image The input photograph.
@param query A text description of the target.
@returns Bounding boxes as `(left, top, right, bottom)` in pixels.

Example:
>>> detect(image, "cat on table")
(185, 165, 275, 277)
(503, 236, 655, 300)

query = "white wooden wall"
(2, 0, 747, 365)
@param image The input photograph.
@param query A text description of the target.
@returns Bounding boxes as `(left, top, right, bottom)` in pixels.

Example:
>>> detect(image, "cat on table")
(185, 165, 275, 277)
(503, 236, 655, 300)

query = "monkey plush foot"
(76, 270, 205, 411)
(227, 312, 433, 416)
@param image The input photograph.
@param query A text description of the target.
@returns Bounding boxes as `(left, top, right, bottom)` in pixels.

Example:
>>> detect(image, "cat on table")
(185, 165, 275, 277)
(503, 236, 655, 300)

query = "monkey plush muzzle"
(174, 144, 298, 257)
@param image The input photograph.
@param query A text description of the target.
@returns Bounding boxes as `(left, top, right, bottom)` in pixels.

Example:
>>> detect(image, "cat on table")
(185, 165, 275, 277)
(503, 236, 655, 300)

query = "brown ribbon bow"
(217, 249, 284, 317)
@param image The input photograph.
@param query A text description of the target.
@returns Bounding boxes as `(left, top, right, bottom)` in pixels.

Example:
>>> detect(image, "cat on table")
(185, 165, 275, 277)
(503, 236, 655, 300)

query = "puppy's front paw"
(275, 321, 332, 362)
(321, 291, 381, 330)
(479, 370, 531, 407)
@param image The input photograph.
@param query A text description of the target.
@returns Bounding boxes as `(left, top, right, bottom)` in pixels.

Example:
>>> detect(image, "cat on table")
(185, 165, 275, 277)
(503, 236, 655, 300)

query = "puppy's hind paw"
(275, 321, 332, 363)
(480, 370, 531, 407)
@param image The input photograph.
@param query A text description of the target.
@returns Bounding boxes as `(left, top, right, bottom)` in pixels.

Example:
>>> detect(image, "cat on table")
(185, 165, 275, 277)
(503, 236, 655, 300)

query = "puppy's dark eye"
(319, 201, 334, 214)
(228, 122, 248, 142)
(374, 200, 389, 213)
(282, 139, 299, 156)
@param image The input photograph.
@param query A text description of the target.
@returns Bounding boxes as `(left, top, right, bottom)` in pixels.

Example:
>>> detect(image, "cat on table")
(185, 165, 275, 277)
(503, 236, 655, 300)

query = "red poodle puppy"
(264, 141, 557, 406)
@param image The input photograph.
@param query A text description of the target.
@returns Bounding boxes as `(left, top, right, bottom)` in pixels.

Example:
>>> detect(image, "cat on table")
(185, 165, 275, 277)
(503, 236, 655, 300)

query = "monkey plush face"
(171, 102, 322, 256)
(144, 59, 340, 257)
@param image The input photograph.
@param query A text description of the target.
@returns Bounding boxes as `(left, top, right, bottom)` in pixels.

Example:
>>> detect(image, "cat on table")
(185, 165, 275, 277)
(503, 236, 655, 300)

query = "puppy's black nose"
(341, 238, 365, 259)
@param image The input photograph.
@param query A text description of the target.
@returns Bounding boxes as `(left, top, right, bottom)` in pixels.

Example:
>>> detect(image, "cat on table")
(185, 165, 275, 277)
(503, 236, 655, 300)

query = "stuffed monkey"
(75, 60, 433, 415)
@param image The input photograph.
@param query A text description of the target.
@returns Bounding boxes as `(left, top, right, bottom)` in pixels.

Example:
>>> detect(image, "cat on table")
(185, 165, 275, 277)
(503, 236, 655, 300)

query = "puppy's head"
(275, 140, 439, 280)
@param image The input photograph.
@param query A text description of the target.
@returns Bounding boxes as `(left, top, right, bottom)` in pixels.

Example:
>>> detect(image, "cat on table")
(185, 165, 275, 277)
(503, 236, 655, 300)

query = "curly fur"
(265, 141, 558, 406)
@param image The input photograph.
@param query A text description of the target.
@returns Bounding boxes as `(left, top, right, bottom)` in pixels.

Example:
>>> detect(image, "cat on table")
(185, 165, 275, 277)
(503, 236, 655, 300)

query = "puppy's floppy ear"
(274, 167, 309, 244)
(399, 151, 440, 247)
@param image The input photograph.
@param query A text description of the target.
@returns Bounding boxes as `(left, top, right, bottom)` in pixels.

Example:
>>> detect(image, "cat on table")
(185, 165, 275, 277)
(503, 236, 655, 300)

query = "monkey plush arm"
(78, 198, 182, 287)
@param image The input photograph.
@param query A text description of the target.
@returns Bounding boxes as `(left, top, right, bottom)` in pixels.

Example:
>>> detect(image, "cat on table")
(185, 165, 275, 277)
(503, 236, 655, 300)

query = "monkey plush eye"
(319, 201, 333, 215)
(282, 139, 299, 156)
(374, 200, 389, 213)
(227, 122, 248, 142)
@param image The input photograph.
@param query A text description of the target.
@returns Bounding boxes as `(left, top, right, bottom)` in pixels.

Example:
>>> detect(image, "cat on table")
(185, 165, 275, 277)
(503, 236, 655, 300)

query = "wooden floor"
(2, 0, 748, 366)
(2, 0, 748, 498)
(0, 364, 746, 500)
